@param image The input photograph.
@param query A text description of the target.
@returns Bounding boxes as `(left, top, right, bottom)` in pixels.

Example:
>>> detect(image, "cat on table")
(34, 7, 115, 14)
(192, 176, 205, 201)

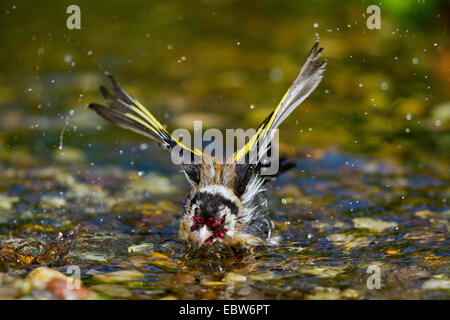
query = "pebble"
(223, 272, 247, 283)
(93, 270, 145, 283)
(0, 195, 19, 210)
(90, 284, 132, 298)
(27, 267, 81, 290)
(341, 288, 359, 299)
(352, 217, 398, 233)
(306, 287, 341, 300)
(65, 251, 109, 262)
(46, 278, 92, 300)
(40, 196, 66, 209)
(127, 243, 154, 253)
(327, 233, 373, 249)
(422, 279, 450, 290)
(248, 272, 275, 281)
(174, 273, 196, 284)
(300, 266, 346, 278)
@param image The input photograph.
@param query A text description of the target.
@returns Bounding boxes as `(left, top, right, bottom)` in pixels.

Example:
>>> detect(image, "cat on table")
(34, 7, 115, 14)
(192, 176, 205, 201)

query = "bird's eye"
(194, 207, 199, 215)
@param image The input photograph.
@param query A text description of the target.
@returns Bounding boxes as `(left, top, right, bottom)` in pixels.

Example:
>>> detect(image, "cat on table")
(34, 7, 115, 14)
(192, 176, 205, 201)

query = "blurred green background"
(0, 0, 449, 173)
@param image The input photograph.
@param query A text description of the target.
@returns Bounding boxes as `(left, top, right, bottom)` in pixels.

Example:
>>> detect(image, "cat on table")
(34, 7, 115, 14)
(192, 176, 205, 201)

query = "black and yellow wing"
(234, 41, 327, 164)
(89, 75, 202, 157)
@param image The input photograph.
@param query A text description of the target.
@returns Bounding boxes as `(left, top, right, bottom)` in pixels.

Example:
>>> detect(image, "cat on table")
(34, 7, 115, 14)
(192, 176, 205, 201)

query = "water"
(0, 0, 448, 299)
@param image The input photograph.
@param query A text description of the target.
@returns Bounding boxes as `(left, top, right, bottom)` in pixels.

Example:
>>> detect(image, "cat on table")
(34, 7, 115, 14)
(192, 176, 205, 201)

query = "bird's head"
(188, 185, 239, 247)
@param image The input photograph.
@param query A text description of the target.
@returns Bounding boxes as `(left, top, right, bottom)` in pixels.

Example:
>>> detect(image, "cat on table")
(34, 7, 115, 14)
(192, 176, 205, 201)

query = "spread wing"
(234, 41, 327, 164)
(89, 75, 202, 157)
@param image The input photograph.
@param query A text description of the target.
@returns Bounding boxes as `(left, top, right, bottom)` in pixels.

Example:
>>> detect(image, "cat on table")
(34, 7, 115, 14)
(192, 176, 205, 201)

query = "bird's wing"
(234, 41, 327, 164)
(89, 75, 202, 156)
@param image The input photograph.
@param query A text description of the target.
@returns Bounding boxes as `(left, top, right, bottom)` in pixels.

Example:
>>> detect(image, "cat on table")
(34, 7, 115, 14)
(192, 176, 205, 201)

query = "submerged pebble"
(223, 272, 247, 283)
(300, 266, 346, 278)
(306, 287, 341, 300)
(90, 284, 132, 298)
(93, 270, 145, 283)
(352, 217, 398, 233)
(0, 195, 19, 210)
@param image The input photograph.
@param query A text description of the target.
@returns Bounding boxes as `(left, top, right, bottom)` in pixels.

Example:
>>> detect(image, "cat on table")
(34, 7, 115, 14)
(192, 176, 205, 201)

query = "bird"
(88, 41, 327, 249)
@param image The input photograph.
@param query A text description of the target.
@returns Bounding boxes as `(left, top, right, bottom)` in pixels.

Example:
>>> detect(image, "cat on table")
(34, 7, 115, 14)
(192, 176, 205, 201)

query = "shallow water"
(0, 0, 449, 299)
(0, 148, 448, 299)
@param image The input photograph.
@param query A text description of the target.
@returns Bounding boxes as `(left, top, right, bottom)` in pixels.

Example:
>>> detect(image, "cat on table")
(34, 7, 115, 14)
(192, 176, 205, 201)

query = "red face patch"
(190, 212, 228, 242)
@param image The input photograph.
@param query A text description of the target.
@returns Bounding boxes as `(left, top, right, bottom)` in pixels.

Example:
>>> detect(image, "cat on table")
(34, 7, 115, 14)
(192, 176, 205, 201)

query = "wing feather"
(235, 41, 327, 163)
(89, 75, 202, 156)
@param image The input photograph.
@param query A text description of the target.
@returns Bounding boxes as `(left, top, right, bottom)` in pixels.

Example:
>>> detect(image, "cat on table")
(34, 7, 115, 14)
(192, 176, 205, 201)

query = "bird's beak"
(197, 225, 213, 248)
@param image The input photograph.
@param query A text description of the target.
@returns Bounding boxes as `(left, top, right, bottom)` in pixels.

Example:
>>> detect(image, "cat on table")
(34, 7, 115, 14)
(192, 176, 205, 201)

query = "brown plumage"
(89, 41, 327, 249)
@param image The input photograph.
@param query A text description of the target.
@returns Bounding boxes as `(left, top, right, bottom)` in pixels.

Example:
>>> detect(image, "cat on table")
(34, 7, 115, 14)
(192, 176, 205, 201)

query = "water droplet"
(64, 54, 72, 64)
(313, 23, 319, 28)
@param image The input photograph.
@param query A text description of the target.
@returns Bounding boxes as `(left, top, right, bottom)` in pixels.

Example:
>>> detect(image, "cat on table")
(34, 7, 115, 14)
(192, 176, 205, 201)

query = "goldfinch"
(89, 41, 326, 248)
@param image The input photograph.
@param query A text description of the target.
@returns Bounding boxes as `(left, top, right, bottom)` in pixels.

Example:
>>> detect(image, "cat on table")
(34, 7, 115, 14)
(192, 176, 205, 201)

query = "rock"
(352, 217, 398, 233)
(223, 272, 247, 283)
(327, 233, 373, 249)
(414, 210, 437, 219)
(0, 195, 19, 210)
(46, 278, 92, 300)
(403, 231, 445, 241)
(64, 251, 109, 262)
(306, 287, 341, 300)
(28, 267, 81, 290)
(248, 272, 275, 281)
(341, 288, 359, 299)
(422, 279, 450, 290)
(159, 295, 178, 300)
(201, 281, 227, 287)
(390, 266, 429, 282)
(93, 270, 145, 283)
(127, 243, 154, 253)
(300, 266, 346, 278)
(385, 249, 400, 255)
(90, 284, 132, 298)
(0, 285, 21, 299)
(236, 287, 252, 296)
(40, 196, 66, 209)
(174, 273, 196, 284)
(0, 240, 66, 266)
